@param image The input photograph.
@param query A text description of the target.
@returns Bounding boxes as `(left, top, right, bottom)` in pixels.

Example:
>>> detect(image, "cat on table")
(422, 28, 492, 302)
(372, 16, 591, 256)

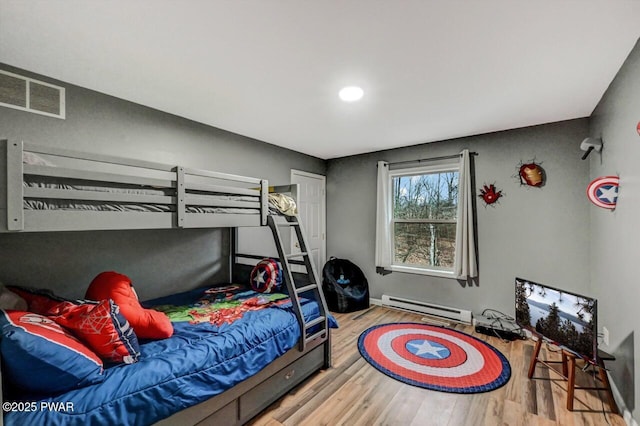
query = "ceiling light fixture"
(339, 86, 364, 102)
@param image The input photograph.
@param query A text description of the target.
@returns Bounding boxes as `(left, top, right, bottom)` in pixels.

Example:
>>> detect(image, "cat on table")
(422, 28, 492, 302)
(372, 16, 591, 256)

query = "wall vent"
(0, 70, 65, 119)
(381, 294, 472, 324)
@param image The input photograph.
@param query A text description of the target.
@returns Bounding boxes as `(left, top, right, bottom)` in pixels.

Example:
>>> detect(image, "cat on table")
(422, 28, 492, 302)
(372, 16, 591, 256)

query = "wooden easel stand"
(527, 338, 618, 414)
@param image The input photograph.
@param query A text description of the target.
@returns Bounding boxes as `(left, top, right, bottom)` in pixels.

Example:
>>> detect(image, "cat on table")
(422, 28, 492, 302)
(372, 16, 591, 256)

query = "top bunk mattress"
(4, 141, 300, 231)
(3, 285, 333, 426)
(23, 179, 263, 214)
(22, 179, 295, 216)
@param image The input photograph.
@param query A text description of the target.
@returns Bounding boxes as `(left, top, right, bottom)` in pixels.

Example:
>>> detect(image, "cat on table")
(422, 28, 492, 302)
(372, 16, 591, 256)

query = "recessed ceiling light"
(339, 86, 364, 102)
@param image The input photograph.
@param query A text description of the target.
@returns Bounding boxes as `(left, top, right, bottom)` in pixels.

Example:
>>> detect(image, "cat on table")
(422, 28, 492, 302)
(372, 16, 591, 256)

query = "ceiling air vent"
(0, 70, 65, 119)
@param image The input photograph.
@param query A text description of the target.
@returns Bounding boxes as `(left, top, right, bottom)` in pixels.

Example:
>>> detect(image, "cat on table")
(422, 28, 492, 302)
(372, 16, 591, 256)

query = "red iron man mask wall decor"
(518, 162, 545, 187)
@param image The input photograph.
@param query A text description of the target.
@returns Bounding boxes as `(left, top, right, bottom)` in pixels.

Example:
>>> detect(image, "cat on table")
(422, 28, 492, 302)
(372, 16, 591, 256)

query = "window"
(376, 152, 476, 279)
(389, 162, 460, 276)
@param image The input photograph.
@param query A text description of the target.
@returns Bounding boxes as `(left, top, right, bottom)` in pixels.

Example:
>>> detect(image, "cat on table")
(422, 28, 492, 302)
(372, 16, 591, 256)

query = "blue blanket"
(4, 286, 336, 426)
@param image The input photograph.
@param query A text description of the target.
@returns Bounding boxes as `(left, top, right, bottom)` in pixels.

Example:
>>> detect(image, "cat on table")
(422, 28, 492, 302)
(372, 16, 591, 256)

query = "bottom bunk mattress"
(3, 285, 335, 426)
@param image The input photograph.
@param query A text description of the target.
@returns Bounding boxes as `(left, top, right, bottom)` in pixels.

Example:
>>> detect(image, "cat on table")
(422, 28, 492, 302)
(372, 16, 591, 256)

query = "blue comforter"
(4, 286, 334, 426)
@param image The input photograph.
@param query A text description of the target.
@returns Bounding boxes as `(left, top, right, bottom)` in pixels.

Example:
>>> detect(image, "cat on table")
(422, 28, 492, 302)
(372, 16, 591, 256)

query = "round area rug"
(358, 323, 511, 393)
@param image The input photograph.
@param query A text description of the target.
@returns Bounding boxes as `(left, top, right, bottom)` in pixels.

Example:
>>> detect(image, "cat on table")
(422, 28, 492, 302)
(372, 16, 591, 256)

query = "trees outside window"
(391, 166, 459, 272)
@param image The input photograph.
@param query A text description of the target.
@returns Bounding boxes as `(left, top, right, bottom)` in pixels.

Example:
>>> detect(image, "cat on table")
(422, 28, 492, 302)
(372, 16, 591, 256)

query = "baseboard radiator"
(381, 295, 472, 324)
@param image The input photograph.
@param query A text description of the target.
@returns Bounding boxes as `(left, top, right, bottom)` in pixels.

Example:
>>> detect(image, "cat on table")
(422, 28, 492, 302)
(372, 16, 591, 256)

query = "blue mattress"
(4, 286, 334, 426)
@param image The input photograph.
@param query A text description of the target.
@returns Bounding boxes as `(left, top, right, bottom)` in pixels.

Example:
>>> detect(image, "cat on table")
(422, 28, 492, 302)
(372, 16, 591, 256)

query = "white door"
(291, 170, 326, 276)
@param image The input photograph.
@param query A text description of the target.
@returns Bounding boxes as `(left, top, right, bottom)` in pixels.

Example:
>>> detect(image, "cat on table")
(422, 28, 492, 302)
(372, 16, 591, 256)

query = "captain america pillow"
(250, 258, 283, 293)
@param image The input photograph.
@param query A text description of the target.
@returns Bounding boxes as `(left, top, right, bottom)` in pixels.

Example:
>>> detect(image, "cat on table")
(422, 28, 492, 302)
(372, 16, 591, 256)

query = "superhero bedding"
(2, 285, 335, 426)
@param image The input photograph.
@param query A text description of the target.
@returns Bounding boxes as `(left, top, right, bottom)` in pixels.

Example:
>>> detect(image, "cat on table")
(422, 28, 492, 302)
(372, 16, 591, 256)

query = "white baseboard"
(370, 297, 453, 325)
(609, 374, 637, 426)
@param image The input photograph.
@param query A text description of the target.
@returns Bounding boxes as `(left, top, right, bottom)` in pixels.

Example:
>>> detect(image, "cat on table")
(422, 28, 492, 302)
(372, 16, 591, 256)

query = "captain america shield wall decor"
(587, 176, 619, 210)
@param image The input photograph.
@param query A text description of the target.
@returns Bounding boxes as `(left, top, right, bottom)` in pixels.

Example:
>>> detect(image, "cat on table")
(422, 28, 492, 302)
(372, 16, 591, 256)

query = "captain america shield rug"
(357, 323, 511, 393)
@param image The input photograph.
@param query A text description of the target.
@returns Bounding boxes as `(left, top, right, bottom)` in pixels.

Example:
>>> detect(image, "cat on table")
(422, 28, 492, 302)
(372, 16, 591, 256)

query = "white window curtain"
(454, 149, 478, 279)
(375, 161, 392, 273)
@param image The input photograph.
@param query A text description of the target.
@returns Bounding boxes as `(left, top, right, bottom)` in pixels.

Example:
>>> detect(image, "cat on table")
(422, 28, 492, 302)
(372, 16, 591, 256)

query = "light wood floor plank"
(375, 384, 429, 426)
(408, 388, 458, 426)
(346, 375, 404, 426)
(249, 306, 625, 426)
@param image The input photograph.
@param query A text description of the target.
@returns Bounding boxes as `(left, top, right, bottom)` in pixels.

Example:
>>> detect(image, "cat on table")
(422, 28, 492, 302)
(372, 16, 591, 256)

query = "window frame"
(388, 161, 461, 278)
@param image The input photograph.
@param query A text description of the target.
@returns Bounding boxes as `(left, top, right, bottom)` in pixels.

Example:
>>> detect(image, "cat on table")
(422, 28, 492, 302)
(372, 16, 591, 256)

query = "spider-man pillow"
(8, 286, 140, 364)
(7, 286, 70, 316)
(86, 272, 173, 340)
(54, 299, 141, 365)
(0, 310, 104, 394)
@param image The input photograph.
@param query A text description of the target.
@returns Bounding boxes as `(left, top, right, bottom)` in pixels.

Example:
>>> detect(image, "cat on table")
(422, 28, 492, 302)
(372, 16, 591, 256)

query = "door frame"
(290, 169, 326, 274)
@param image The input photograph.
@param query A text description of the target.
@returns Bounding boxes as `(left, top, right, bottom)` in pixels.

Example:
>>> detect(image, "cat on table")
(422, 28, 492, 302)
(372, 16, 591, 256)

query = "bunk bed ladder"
(267, 214, 329, 351)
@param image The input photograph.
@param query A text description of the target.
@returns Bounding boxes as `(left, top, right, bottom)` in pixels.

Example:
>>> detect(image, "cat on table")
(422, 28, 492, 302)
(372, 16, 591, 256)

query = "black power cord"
(478, 308, 525, 342)
(590, 362, 610, 425)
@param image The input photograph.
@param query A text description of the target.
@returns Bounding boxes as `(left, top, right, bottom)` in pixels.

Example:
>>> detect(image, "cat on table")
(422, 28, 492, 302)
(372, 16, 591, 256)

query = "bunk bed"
(0, 139, 332, 426)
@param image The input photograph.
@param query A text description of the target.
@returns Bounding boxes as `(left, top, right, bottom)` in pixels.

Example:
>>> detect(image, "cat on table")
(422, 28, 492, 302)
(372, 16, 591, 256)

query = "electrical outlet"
(602, 326, 610, 346)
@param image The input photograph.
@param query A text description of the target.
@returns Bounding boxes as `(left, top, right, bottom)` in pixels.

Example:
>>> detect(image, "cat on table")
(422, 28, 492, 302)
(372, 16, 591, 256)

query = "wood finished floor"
(249, 306, 624, 426)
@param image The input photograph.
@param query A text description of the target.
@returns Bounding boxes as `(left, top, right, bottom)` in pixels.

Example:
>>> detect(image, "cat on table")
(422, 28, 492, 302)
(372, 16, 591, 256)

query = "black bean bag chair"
(322, 257, 369, 313)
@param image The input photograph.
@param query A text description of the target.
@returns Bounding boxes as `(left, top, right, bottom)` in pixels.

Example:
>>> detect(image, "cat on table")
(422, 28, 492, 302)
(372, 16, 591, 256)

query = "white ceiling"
(1, 1, 639, 159)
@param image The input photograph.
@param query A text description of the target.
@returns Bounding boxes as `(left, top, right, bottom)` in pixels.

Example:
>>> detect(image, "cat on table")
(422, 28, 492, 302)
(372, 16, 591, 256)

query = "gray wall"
(327, 119, 591, 317)
(0, 64, 325, 300)
(589, 38, 640, 420)
(3, 55, 633, 418)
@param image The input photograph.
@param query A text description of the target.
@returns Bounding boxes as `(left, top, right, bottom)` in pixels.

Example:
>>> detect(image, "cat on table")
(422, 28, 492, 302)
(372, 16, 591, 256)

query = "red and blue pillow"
(8, 286, 141, 364)
(54, 299, 141, 365)
(250, 258, 283, 293)
(0, 310, 105, 394)
(8, 286, 69, 316)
